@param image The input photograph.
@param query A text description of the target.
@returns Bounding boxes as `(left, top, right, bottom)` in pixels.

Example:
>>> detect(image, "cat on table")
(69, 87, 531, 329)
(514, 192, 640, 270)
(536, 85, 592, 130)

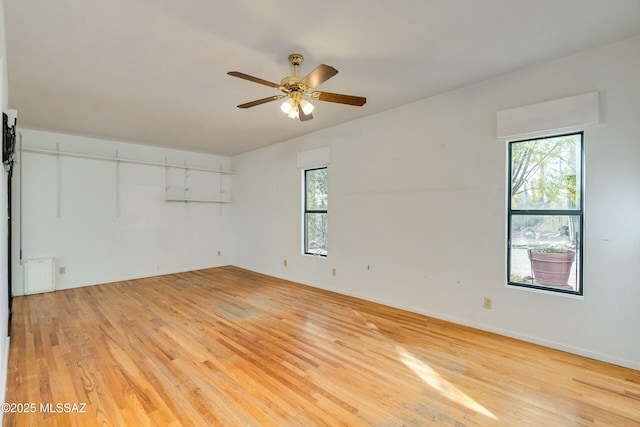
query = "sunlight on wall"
(395, 345, 498, 421)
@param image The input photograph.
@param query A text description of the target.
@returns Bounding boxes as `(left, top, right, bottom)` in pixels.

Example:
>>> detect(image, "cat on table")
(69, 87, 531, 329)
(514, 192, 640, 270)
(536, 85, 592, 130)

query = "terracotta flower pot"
(528, 249, 576, 286)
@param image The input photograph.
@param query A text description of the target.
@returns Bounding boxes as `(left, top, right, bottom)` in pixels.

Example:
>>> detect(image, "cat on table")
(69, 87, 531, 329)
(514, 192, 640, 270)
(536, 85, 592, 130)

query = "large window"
(304, 167, 328, 256)
(508, 133, 583, 295)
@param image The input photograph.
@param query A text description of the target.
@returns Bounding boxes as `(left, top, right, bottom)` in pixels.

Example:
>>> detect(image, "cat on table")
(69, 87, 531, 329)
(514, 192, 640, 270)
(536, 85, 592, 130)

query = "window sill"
(506, 282, 584, 299)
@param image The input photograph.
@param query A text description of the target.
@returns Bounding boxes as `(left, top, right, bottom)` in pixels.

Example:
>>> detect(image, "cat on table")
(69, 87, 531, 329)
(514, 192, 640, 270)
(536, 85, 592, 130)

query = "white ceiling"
(4, 0, 640, 156)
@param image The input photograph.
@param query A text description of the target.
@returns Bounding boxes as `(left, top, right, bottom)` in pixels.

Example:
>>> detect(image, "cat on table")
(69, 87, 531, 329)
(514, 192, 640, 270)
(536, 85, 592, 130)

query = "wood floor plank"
(3, 266, 640, 426)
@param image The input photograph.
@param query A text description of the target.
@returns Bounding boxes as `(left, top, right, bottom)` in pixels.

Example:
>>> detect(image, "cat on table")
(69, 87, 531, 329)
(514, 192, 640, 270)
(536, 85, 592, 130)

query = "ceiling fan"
(227, 54, 366, 122)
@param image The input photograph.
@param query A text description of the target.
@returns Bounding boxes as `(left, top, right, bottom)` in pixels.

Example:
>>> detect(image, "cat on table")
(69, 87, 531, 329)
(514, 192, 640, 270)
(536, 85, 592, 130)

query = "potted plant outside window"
(528, 247, 576, 286)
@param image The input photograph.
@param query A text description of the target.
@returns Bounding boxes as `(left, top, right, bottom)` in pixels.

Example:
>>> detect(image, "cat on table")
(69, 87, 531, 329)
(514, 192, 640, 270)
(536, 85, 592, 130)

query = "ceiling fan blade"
(237, 95, 285, 109)
(298, 106, 313, 122)
(299, 64, 338, 89)
(227, 71, 282, 89)
(312, 91, 367, 106)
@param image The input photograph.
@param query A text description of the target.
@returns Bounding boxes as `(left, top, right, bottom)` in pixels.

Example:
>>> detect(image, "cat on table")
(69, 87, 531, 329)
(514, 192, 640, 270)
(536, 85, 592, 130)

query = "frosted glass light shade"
(280, 98, 295, 114)
(299, 99, 314, 115)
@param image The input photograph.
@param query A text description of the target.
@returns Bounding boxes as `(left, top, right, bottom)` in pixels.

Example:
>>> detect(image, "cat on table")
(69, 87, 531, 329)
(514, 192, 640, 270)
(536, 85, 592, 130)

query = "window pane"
(306, 213, 327, 255)
(509, 214, 581, 292)
(306, 168, 328, 210)
(510, 134, 581, 210)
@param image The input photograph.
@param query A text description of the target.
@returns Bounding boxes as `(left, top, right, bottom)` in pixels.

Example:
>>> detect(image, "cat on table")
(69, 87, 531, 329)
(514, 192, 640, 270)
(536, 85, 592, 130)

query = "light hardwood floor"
(4, 266, 640, 426)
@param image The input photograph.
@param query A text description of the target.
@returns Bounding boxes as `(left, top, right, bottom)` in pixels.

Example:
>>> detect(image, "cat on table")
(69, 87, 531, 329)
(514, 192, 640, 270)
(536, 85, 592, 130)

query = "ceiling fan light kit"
(281, 96, 314, 119)
(228, 54, 366, 122)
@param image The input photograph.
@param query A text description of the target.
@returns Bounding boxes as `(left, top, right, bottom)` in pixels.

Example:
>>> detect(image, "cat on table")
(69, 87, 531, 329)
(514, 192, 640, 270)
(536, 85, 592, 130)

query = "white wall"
(14, 129, 233, 293)
(231, 35, 640, 370)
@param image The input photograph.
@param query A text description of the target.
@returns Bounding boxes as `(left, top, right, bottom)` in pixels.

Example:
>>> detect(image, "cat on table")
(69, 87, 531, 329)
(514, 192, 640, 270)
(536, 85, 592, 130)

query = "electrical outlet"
(59, 267, 66, 275)
(483, 297, 492, 310)
(284, 259, 288, 267)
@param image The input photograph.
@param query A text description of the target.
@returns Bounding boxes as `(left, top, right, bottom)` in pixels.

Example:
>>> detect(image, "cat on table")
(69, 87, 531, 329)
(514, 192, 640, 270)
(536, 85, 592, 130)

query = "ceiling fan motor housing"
(280, 75, 304, 91)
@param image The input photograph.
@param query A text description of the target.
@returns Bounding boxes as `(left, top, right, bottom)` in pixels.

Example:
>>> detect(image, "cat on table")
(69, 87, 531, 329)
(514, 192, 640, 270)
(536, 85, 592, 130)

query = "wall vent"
(24, 258, 56, 295)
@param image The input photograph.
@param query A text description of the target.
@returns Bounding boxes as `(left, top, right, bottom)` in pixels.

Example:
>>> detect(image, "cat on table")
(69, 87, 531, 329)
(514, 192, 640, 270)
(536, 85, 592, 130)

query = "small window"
(304, 167, 328, 256)
(508, 132, 583, 295)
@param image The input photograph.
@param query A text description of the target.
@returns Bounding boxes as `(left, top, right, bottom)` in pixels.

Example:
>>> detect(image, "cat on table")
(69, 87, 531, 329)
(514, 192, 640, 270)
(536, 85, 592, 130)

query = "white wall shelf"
(22, 145, 234, 214)
(21, 147, 234, 174)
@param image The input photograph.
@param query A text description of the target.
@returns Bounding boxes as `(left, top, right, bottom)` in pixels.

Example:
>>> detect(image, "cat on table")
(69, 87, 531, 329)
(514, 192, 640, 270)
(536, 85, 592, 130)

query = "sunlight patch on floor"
(396, 345, 498, 421)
